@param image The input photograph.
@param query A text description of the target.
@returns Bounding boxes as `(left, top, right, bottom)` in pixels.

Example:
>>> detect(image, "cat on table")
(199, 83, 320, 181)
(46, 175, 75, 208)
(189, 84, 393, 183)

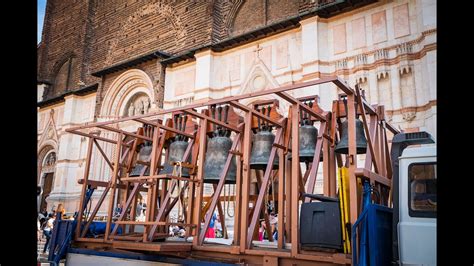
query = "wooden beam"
(183, 109, 241, 133)
(77, 179, 148, 192)
(192, 117, 208, 246)
(133, 118, 194, 139)
(229, 101, 284, 128)
(104, 133, 123, 241)
(112, 241, 192, 252)
(239, 112, 253, 252)
(97, 125, 154, 142)
(75, 136, 94, 240)
(120, 174, 198, 183)
(355, 85, 379, 174)
(277, 146, 285, 249)
(80, 184, 111, 238)
(304, 120, 328, 202)
(354, 168, 390, 187)
(384, 120, 400, 135)
(66, 76, 340, 131)
(346, 93, 359, 227)
(290, 104, 300, 256)
(93, 139, 114, 170)
(333, 76, 355, 95)
(109, 182, 143, 238)
(276, 92, 326, 122)
(66, 129, 131, 147)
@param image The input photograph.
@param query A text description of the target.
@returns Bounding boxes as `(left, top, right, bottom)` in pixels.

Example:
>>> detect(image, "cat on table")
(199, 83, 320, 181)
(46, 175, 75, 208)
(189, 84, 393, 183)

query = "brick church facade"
(37, 0, 436, 217)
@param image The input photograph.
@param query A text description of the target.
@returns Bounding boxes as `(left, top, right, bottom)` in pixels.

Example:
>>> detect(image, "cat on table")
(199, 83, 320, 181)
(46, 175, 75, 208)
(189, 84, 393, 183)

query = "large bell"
(203, 136, 237, 184)
(250, 130, 279, 170)
(129, 142, 153, 176)
(334, 119, 368, 154)
(161, 140, 191, 177)
(288, 124, 323, 163)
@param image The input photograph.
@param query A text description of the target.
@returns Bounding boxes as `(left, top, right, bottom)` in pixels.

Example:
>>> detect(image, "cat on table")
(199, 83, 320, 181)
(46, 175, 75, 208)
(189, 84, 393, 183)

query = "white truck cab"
(398, 145, 436, 265)
(390, 132, 436, 265)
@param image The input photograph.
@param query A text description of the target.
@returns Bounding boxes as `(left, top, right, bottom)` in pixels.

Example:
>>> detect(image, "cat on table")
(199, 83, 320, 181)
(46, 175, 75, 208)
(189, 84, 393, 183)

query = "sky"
(38, 0, 47, 44)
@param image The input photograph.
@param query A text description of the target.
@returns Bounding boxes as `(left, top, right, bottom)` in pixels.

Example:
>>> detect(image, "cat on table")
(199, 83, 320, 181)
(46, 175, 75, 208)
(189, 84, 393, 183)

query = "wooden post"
(285, 155, 292, 243)
(323, 131, 330, 197)
(239, 112, 253, 252)
(364, 115, 378, 171)
(290, 104, 300, 256)
(277, 146, 284, 249)
(233, 137, 243, 246)
(192, 118, 208, 247)
(214, 184, 228, 239)
(329, 144, 337, 198)
(75, 136, 94, 240)
(105, 133, 123, 241)
(346, 93, 358, 227)
(143, 127, 160, 242)
(245, 129, 282, 248)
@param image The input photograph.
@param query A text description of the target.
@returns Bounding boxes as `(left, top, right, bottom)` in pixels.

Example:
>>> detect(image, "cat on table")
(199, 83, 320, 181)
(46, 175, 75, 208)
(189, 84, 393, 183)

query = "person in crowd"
(270, 212, 278, 240)
(42, 213, 56, 254)
(205, 212, 217, 238)
(214, 215, 223, 238)
(37, 218, 41, 241)
(114, 203, 123, 217)
(56, 203, 66, 219)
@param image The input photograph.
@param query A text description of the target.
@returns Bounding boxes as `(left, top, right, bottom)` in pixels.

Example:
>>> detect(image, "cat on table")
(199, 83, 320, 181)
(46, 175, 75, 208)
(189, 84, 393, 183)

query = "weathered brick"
(38, 0, 342, 103)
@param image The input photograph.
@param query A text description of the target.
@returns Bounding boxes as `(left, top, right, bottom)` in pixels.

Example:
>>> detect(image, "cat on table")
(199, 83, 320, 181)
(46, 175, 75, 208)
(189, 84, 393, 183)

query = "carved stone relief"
(124, 93, 151, 117)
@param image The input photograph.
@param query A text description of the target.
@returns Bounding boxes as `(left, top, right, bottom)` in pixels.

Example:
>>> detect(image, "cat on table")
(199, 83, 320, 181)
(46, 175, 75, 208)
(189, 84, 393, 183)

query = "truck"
(390, 131, 437, 265)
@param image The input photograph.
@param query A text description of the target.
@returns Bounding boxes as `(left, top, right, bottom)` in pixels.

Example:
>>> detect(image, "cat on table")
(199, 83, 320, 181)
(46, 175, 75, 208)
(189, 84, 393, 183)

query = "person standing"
(56, 203, 66, 219)
(42, 213, 55, 254)
(136, 198, 144, 219)
(114, 203, 123, 217)
(205, 212, 217, 238)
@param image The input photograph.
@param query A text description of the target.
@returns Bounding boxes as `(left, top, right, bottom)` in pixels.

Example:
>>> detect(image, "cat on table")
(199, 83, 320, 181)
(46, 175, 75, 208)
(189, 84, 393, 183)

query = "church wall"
(163, 0, 436, 195)
(37, 93, 97, 215)
(38, 0, 436, 217)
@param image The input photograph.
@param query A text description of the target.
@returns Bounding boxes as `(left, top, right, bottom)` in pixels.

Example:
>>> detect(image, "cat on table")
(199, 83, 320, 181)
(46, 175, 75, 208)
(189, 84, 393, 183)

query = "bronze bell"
(334, 119, 368, 154)
(129, 141, 153, 176)
(203, 136, 237, 184)
(161, 140, 191, 177)
(250, 130, 279, 170)
(288, 121, 323, 163)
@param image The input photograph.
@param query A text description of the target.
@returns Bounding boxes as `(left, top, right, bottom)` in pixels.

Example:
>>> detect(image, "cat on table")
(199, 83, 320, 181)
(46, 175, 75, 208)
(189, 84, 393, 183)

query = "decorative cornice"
(38, 83, 99, 109)
(386, 100, 437, 116)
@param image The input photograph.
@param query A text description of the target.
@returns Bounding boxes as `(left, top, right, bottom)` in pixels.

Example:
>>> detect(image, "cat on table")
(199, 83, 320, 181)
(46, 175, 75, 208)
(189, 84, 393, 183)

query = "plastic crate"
(367, 204, 392, 266)
(48, 219, 75, 262)
(352, 204, 393, 266)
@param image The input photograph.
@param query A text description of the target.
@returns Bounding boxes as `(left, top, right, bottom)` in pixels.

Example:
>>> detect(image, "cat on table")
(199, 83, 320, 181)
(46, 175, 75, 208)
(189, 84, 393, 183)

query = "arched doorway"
(38, 149, 56, 213)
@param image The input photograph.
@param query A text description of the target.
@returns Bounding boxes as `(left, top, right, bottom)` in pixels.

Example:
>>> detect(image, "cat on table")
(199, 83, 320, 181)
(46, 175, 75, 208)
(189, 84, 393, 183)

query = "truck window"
(408, 163, 436, 218)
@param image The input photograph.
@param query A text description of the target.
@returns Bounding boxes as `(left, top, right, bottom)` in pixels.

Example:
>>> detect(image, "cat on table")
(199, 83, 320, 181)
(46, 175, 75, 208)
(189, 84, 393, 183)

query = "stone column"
(194, 49, 214, 102)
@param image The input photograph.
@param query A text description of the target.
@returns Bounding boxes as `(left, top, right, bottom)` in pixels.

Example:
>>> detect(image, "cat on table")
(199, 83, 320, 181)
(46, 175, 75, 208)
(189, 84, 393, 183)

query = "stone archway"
(100, 69, 156, 120)
(38, 146, 57, 213)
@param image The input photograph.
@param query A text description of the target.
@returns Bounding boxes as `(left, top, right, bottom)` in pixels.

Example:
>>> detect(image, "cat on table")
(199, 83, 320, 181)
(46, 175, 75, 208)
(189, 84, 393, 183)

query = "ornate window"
(124, 92, 151, 117)
(41, 151, 57, 174)
(43, 152, 56, 167)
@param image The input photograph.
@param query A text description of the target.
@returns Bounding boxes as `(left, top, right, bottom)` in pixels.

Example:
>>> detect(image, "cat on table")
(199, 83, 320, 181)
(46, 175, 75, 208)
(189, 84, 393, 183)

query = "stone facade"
(37, 0, 436, 216)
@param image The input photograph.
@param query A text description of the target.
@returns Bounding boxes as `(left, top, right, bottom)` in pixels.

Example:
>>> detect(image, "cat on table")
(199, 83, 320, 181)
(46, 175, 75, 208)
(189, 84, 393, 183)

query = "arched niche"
(100, 69, 155, 120)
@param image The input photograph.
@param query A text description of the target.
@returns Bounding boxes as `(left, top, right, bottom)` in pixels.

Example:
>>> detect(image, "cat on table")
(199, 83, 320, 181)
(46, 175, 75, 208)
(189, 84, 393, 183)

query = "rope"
(226, 184, 235, 217)
(271, 173, 276, 213)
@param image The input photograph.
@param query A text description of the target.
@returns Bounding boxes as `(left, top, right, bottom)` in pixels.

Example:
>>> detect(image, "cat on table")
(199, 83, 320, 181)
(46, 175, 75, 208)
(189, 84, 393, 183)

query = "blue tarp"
(83, 221, 123, 237)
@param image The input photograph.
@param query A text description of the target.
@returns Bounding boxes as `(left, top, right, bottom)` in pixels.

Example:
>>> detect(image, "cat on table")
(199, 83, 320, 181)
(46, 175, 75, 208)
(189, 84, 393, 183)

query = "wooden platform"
(112, 241, 192, 252)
